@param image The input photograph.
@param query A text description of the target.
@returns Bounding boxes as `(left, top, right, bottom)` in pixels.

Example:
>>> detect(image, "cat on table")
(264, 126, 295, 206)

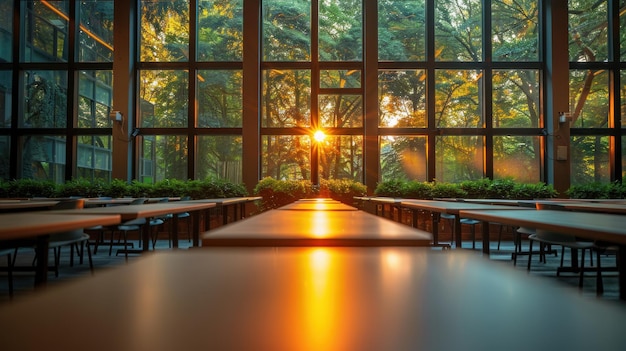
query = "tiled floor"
(0, 238, 621, 304)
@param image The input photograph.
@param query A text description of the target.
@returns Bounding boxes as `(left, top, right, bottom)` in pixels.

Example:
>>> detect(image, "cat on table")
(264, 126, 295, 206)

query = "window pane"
(140, 0, 189, 62)
(570, 136, 609, 185)
(435, 0, 482, 61)
(78, 0, 114, 62)
(493, 70, 539, 128)
(319, 95, 362, 127)
(197, 135, 242, 183)
(0, 71, 11, 128)
(621, 0, 626, 62)
(492, 0, 538, 61)
(139, 135, 188, 183)
(493, 136, 541, 182)
(76, 135, 112, 181)
(435, 70, 483, 127)
(0, 0, 13, 62)
(378, 0, 425, 61)
(19, 135, 66, 183)
(435, 136, 483, 182)
(21, 71, 68, 128)
(197, 70, 242, 127)
(0, 136, 9, 180)
(568, 0, 608, 62)
(319, 0, 362, 61)
(380, 136, 427, 181)
(139, 70, 188, 128)
(262, 0, 310, 61)
(197, 0, 242, 61)
(262, 69, 311, 127)
(378, 70, 426, 128)
(78, 70, 113, 128)
(320, 70, 361, 89)
(569, 69, 609, 128)
(622, 70, 626, 124)
(319, 135, 363, 181)
(262, 135, 311, 180)
(22, 0, 69, 62)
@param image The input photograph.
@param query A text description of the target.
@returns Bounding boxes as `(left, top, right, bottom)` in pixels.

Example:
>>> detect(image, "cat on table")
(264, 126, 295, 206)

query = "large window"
(1, 0, 625, 190)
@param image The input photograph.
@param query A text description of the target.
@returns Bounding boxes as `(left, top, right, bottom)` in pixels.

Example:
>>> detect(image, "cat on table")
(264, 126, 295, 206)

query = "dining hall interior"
(2, 1, 626, 350)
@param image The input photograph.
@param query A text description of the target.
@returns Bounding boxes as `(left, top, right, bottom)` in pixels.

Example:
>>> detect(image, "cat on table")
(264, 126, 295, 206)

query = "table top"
(186, 196, 262, 206)
(277, 202, 357, 211)
(0, 200, 59, 211)
(202, 210, 432, 246)
(400, 199, 529, 214)
(50, 202, 216, 220)
(459, 209, 626, 244)
(0, 212, 121, 240)
(1, 248, 625, 351)
(516, 200, 626, 214)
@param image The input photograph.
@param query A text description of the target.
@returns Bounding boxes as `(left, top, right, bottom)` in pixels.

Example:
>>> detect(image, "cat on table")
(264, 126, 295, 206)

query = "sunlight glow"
(313, 130, 326, 143)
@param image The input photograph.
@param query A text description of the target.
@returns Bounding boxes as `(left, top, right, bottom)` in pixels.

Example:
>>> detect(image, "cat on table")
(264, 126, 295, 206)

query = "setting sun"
(313, 130, 326, 143)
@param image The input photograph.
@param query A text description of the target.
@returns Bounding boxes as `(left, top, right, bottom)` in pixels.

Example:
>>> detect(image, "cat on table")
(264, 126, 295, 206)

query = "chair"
(114, 198, 148, 261)
(440, 213, 480, 249)
(527, 204, 594, 289)
(14, 199, 94, 277)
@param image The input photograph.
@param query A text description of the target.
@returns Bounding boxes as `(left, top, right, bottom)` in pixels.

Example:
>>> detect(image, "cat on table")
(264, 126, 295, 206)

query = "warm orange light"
(313, 130, 326, 143)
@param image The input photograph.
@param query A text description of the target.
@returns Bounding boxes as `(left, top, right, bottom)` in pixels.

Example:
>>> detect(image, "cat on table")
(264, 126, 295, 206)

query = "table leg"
(454, 216, 462, 248)
(171, 215, 179, 249)
(192, 211, 201, 247)
(34, 235, 50, 287)
(617, 245, 626, 300)
(431, 212, 439, 246)
(482, 221, 491, 255)
(142, 223, 151, 252)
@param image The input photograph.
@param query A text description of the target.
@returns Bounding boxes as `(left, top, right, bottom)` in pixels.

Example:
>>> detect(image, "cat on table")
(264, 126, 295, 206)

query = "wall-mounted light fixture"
(131, 128, 140, 137)
(558, 112, 571, 124)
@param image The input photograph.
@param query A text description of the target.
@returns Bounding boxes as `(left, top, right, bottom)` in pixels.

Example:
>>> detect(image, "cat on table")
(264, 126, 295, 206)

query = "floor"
(0, 237, 621, 305)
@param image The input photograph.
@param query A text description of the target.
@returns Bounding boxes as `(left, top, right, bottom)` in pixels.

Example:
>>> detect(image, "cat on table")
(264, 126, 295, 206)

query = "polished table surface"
(0, 200, 59, 212)
(202, 209, 432, 247)
(277, 202, 357, 211)
(400, 200, 528, 247)
(1, 248, 625, 351)
(0, 212, 121, 239)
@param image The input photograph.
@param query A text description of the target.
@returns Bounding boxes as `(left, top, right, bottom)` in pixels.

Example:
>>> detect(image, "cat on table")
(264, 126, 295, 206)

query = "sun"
(313, 130, 326, 143)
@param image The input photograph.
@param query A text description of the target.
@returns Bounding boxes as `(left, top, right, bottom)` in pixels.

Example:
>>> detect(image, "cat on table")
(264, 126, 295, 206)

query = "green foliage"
(374, 178, 558, 200)
(566, 182, 625, 199)
(5, 179, 57, 198)
(430, 182, 468, 199)
(320, 179, 367, 204)
(187, 178, 248, 199)
(103, 179, 130, 198)
(253, 177, 314, 210)
(55, 178, 106, 198)
(374, 180, 407, 197)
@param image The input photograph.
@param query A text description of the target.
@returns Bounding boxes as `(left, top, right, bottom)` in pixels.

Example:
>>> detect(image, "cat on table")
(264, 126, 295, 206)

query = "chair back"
(48, 199, 86, 241)
(130, 198, 147, 205)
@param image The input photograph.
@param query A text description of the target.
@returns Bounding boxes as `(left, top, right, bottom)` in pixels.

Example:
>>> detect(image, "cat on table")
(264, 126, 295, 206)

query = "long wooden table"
(459, 209, 626, 299)
(186, 197, 262, 228)
(277, 202, 357, 211)
(0, 212, 121, 286)
(202, 209, 432, 247)
(400, 200, 528, 248)
(1, 248, 626, 350)
(51, 202, 216, 250)
(0, 200, 59, 212)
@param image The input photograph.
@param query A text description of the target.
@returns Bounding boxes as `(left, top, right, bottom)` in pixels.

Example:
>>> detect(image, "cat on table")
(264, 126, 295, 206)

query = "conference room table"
(186, 196, 262, 229)
(202, 209, 432, 247)
(0, 200, 59, 212)
(50, 202, 216, 251)
(1, 248, 625, 350)
(0, 212, 121, 286)
(399, 200, 528, 248)
(277, 201, 357, 211)
(458, 208, 626, 300)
